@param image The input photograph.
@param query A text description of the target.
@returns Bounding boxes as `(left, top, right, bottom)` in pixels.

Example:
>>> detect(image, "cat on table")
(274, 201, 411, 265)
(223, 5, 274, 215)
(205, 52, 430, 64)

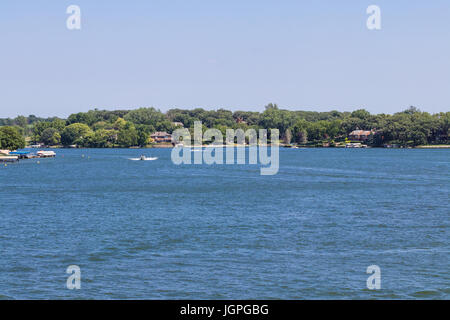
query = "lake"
(0, 148, 448, 299)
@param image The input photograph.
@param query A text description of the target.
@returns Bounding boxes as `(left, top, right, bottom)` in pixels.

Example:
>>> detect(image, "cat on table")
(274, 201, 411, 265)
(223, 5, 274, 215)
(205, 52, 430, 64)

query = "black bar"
(0, 300, 444, 318)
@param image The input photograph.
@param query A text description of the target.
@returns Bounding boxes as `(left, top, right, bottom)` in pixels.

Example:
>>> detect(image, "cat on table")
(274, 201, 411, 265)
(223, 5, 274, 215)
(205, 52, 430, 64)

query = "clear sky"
(1, 0, 449, 118)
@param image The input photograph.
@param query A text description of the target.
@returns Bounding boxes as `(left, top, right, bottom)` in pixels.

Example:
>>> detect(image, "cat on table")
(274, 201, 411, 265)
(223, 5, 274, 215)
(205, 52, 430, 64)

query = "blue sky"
(1, 0, 449, 117)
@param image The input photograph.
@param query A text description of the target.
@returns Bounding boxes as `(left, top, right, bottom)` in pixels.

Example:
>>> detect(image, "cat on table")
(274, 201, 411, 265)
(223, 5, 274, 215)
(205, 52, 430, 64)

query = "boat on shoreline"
(37, 151, 56, 158)
(345, 143, 368, 148)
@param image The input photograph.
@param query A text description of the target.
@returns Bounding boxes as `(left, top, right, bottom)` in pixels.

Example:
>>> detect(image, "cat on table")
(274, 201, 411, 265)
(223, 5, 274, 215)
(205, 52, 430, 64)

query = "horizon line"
(2, 104, 449, 119)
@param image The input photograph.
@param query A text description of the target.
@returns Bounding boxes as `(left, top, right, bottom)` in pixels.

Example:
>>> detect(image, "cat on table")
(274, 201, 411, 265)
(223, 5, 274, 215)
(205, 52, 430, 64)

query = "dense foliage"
(0, 126, 26, 150)
(0, 105, 448, 148)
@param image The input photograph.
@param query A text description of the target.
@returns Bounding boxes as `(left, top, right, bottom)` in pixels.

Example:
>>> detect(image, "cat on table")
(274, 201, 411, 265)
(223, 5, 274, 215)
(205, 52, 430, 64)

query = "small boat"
(37, 150, 56, 158)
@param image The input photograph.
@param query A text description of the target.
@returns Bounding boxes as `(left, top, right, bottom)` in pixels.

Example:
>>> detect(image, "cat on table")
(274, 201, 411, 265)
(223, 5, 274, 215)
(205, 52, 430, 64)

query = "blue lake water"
(0, 148, 449, 299)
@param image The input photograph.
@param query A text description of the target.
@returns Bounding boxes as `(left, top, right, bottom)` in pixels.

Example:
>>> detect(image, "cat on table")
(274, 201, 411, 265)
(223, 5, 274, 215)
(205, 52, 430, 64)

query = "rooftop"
(151, 132, 171, 137)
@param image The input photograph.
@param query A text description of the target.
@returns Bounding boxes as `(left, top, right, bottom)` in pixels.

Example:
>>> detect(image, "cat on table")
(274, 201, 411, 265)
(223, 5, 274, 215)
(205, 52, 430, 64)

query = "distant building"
(235, 117, 247, 124)
(151, 132, 172, 143)
(172, 122, 184, 127)
(349, 130, 374, 141)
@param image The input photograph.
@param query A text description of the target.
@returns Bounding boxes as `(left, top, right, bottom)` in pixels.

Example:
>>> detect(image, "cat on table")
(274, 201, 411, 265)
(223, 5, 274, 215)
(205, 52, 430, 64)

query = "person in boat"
(140, 155, 146, 160)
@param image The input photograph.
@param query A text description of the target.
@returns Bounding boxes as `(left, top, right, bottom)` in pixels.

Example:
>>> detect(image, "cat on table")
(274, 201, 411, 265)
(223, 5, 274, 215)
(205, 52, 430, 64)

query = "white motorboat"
(128, 155, 158, 161)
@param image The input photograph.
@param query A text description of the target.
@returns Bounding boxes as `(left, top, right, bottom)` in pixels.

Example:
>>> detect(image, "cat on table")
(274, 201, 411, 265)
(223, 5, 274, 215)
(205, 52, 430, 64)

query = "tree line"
(0, 104, 448, 149)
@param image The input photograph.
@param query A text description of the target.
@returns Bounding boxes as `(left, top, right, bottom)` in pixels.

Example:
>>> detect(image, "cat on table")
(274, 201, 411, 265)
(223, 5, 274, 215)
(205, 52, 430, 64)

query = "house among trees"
(1, 106, 448, 149)
(349, 130, 374, 141)
(151, 131, 172, 143)
(172, 122, 184, 127)
(235, 117, 247, 124)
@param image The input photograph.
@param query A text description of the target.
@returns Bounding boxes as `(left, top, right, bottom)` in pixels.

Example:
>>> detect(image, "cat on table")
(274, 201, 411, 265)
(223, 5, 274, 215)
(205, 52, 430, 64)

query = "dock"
(0, 150, 56, 163)
(0, 155, 19, 162)
(9, 151, 32, 159)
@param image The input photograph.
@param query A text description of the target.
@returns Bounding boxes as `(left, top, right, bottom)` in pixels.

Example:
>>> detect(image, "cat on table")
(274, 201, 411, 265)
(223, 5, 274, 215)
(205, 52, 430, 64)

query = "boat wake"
(128, 157, 158, 161)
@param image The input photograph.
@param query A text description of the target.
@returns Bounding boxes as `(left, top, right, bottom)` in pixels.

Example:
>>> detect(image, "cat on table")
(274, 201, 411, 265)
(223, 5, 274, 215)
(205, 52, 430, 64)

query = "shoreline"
(415, 145, 450, 149)
(22, 144, 450, 150)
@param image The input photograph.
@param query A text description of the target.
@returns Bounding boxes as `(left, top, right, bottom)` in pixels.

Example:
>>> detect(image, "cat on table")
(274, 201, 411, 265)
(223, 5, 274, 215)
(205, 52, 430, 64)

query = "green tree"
(117, 122, 138, 147)
(0, 126, 26, 150)
(32, 119, 65, 143)
(292, 119, 308, 144)
(40, 128, 61, 145)
(14, 115, 28, 128)
(61, 123, 92, 146)
(259, 104, 297, 136)
(307, 121, 329, 141)
(135, 125, 151, 147)
(124, 107, 166, 127)
(284, 128, 292, 144)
